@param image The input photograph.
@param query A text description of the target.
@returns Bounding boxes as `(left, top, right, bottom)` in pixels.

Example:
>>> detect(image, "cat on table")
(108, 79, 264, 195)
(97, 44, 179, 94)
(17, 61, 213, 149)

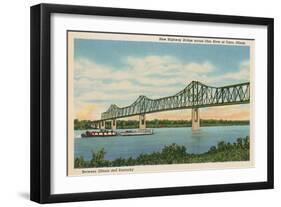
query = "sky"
(73, 37, 250, 121)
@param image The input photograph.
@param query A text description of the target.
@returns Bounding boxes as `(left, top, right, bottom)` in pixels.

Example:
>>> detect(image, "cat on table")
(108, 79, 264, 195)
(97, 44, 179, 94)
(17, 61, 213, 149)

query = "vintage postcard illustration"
(67, 31, 254, 176)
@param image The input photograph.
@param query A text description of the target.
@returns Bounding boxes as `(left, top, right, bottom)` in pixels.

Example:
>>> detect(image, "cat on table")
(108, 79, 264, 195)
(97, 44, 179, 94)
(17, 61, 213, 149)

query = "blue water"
(74, 125, 249, 161)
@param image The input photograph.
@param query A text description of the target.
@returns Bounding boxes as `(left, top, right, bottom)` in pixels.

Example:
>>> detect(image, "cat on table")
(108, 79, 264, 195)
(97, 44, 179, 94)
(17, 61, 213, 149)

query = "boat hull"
(81, 130, 117, 138)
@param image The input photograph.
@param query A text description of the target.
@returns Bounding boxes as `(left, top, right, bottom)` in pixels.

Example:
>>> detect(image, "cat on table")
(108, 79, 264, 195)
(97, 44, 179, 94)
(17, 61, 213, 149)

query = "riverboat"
(81, 130, 117, 138)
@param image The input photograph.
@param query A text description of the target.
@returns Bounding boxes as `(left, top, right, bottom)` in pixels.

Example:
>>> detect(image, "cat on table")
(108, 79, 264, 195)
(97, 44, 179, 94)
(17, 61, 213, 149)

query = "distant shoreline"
(151, 123, 249, 128)
(74, 119, 249, 130)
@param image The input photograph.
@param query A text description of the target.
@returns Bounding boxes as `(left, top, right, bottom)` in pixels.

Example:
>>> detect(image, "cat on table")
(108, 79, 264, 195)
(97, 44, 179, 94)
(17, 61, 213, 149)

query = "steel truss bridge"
(93, 81, 250, 130)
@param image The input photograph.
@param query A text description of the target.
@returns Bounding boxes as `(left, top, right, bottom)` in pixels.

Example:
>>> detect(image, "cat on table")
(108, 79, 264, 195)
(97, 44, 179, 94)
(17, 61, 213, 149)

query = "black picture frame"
(30, 3, 274, 204)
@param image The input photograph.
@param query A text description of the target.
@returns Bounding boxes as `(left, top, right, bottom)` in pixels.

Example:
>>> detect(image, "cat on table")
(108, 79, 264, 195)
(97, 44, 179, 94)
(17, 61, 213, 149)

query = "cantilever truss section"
(100, 81, 250, 121)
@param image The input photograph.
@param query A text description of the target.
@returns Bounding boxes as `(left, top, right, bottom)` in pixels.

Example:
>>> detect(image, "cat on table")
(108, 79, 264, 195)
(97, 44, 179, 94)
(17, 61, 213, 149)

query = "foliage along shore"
(74, 119, 249, 130)
(74, 136, 250, 168)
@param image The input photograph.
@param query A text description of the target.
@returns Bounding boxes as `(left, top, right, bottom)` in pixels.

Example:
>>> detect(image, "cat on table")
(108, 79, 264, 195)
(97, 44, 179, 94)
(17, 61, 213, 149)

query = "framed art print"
(30, 3, 274, 203)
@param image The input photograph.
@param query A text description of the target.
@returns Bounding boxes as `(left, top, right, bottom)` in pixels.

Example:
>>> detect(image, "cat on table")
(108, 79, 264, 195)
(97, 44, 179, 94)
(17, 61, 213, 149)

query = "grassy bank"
(74, 136, 250, 168)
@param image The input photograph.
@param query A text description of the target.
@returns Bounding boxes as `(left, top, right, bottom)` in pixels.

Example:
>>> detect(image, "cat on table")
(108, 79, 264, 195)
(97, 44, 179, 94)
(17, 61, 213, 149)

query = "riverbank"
(74, 136, 249, 168)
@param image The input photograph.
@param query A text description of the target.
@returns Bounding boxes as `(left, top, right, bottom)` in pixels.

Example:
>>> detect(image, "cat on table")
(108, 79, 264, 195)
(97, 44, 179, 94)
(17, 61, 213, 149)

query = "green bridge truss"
(100, 81, 250, 121)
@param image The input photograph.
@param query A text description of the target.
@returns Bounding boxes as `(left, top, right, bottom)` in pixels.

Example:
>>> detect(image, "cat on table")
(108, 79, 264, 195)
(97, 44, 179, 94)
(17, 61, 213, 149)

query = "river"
(74, 125, 249, 161)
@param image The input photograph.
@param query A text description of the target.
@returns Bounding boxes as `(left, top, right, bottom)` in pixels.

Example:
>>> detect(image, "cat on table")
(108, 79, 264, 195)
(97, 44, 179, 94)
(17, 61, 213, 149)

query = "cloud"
(183, 62, 214, 73)
(126, 55, 214, 79)
(215, 60, 250, 83)
(139, 105, 250, 121)
(74, 55, 216, 95)
(200, 105, 249, 120)
(73, 56, 250, 120)
(75, 104, 98, 120)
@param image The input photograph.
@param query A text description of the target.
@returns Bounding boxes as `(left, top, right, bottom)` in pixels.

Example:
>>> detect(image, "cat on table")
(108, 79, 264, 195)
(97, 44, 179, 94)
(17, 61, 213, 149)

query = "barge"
(119, 129, 153, 136)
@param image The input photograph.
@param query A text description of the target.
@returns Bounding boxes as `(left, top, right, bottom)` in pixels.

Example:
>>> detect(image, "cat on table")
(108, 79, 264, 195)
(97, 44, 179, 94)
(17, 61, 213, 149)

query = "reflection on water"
(74, 125, 249, 161)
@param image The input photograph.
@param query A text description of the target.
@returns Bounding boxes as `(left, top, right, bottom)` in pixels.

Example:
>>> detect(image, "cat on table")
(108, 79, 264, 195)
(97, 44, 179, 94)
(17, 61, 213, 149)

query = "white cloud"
(183, 62, 214, 73)
(126, 55, 214, 77)
(73, 56, 250, 119)
(213, 60, 250, 84)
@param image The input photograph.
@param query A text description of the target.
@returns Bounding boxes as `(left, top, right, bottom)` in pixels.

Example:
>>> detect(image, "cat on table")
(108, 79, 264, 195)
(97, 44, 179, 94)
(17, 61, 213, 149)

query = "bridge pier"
(111, 119, 117, 130)
(191, 108, 200, 130)
(139, 114, 146, 129)
(92, 122, 99, 129)
(92, 122, 97, 129)
(100, 120, 105, 129)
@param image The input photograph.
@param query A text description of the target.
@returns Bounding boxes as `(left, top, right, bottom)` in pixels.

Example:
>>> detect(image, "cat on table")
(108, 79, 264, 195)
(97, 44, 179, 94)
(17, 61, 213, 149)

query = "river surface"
(74, 125, 249, 161)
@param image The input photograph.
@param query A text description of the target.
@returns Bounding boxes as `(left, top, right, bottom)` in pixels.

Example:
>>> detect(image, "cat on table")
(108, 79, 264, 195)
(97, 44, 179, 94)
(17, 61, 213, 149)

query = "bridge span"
(92, 81, 250, 130)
